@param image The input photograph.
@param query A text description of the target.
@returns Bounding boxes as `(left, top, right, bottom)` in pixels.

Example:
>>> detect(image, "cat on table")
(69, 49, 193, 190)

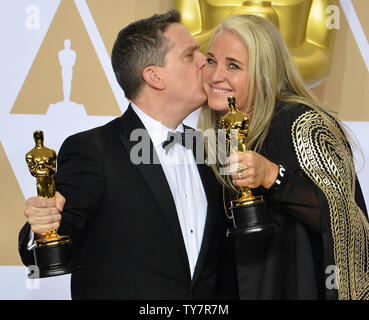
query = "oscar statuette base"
(226, 200, 279, 237)
(29, 238, 83, 279)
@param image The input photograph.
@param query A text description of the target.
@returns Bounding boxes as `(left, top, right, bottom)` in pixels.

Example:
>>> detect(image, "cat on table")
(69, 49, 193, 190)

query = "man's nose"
(196, 51, 206, 69)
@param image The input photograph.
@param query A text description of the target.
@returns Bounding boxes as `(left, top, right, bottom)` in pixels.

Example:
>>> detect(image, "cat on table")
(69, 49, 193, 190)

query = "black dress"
(232, 101, 369, 300)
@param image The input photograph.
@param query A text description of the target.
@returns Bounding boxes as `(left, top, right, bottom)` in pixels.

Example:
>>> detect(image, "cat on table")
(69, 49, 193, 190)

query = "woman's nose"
(209, 64, 225, 83)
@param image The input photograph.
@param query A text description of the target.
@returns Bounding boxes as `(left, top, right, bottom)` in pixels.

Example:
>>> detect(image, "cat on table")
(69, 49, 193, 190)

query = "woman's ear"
(142, 66, 165, 90)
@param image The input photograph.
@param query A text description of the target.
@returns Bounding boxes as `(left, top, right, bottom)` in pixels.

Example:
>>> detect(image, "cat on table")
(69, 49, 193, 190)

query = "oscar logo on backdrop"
(47, 39, 86, 116)
(0, 0, 126, 266)
(11, 0, 123, 116)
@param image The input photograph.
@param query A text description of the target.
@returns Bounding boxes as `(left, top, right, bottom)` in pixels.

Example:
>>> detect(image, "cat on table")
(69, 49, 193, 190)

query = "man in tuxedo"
(19, 9, 237, 299)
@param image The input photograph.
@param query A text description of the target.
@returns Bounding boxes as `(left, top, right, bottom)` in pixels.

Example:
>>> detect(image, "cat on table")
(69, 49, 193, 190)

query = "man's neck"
(132, 97, 189, 130)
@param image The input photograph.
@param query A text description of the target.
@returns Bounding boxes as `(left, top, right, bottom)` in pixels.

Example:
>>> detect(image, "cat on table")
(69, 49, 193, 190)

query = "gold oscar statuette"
(220, 97, 278, 236)
(25, 130, 82, 278)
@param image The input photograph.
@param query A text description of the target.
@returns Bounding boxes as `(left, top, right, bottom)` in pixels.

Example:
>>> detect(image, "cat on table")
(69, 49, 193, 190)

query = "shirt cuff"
(27, 230, 35, 251)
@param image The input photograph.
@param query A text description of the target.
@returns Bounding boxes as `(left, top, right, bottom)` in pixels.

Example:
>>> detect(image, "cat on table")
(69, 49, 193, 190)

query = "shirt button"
(190, 229, 194, 234)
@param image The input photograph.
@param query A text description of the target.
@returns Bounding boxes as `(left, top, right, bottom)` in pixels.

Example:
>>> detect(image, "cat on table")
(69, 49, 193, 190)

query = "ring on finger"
(238, 171, 243, 179)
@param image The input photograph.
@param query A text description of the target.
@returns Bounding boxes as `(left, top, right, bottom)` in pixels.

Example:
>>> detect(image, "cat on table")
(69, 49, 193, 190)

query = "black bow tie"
(162, 131, 193, 154)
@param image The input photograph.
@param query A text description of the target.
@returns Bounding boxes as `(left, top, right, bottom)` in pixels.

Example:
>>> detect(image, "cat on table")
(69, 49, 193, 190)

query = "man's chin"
(200, 97, 208, 106)
(193, 94, 208, 109)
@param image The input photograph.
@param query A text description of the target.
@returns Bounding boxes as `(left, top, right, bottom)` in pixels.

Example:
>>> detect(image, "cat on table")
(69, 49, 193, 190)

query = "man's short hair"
(111, 9, 181, 101)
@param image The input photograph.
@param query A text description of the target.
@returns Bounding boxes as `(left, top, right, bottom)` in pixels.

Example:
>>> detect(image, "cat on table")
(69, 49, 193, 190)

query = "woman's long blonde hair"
(198, 14, 348, 188)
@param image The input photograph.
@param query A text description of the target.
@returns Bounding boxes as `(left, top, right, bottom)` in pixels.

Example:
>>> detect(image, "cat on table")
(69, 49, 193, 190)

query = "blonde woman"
(199, 14, 369, 300)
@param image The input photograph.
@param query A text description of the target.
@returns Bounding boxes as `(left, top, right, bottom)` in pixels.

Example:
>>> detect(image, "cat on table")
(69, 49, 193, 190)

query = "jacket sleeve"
(264, 165, 321, 233)
(53, 132, 105, 247)
(18, 223, 35, 267)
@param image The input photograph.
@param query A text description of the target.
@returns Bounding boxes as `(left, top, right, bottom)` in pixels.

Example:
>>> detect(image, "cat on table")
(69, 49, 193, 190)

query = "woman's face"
(202, 29, 250, 113)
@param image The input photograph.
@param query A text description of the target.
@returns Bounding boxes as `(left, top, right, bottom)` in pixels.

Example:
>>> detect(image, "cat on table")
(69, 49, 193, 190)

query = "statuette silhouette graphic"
(47, 39, 86, 115)
(59, 39, 76, 102)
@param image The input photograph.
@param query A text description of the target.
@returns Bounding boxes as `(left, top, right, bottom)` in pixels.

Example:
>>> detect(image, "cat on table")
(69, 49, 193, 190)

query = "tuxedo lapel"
(116, 105, 190, 276)
(193, 163, 219, 285)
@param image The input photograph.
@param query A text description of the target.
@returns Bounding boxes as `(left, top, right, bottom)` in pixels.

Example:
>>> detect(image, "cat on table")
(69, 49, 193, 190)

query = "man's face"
(161, 23, 207, 113)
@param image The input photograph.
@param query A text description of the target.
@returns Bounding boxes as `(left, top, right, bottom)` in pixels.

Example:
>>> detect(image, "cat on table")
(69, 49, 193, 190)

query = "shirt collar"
(130, 102, 184, 148)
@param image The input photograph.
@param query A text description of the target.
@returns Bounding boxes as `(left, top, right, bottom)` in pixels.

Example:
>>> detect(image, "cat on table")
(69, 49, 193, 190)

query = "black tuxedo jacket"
(19, 105, 238, 299)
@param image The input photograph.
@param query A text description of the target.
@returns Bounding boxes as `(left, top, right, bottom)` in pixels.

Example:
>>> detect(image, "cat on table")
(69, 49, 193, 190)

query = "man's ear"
(142, 66, 165, 90)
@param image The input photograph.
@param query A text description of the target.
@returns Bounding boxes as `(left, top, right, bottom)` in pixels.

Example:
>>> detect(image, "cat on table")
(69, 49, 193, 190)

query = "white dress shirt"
(131, 103, 208, 278)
